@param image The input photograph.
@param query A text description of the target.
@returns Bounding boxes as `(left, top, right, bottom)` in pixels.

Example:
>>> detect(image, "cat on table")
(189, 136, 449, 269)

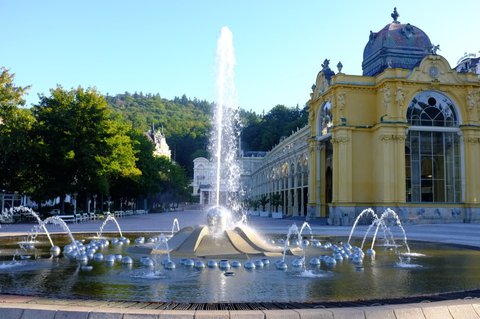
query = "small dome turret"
(362, 8, 433, 76)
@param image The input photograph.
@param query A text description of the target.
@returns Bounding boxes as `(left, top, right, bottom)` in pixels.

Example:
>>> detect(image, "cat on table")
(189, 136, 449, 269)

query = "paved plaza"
(0, 209, 479, 318)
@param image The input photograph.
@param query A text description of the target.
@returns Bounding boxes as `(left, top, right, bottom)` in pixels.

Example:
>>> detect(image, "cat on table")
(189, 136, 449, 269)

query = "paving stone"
(263, 309, 300, 319)
(448, 304, 480, 319)
(123, 313, 158, 319)
(122, 308, 162, 315)
(0, 307, 23, 319)
(54, 310, 89, 319)
(88, 311, 123, 319)
(193, 310, 229, 319)
(21, 309, 56, 319)
(157, 310, 194, 319)
(421, 306, 453, 319)
(364, 307, 395, 319)
(294, 308, 333, 319)
(329, 308, 365, 319)
(394, 307, 426, 319)
(229, 310, 264, 319)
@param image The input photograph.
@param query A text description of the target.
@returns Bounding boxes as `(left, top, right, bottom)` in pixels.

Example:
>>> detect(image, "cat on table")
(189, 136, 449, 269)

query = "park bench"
(57, 215, 76, 223)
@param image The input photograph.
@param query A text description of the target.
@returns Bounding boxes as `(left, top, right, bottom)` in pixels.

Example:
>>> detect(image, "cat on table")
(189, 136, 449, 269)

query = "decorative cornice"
(465, 137, 480, 144)
(379, 134, 406, 142)
(331, 137, 350, 144)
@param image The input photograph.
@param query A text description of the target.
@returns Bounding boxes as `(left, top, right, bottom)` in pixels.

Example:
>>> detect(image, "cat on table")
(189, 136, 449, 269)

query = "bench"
(57, 215, 77, 223)
(114, 211, 124, 217)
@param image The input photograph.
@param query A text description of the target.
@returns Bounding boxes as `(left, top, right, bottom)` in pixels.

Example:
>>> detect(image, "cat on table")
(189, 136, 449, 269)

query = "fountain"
(171, 218, 180, 236)
(347, 208, 378, 244)
(370, 208, 410, 254)
(97, 214, 123, 238)
(15, 206, 55, 248)
(41, 216, 81, 257)
(347, 208, 412, 261)
(0, 208, 479, 303)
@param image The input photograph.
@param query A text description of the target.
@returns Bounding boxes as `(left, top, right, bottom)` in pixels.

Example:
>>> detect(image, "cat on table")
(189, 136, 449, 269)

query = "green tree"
(33, 86, 140, 210)
(155, 156, 191, 210)
(241, 104, 308, 151)
(258, 194, 270, 212)
(270, 193, 282, 212)
(110, 131, 164, 202)
(0, 68, 35, 193)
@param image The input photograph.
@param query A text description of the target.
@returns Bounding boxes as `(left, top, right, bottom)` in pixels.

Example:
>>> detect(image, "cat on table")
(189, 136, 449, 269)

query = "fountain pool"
(0, 230, 479, 304)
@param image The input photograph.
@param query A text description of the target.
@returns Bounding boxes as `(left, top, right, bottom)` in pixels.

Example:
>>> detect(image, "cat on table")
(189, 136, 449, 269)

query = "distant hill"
(106, 93, 212, 176)
(107, 92, 308, 176)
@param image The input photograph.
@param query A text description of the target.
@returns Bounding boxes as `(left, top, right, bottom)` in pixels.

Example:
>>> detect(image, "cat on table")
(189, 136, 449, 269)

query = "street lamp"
(107, 196, 112, 213)
(93, 194, 97, 213)
(73, 193, 78, 214)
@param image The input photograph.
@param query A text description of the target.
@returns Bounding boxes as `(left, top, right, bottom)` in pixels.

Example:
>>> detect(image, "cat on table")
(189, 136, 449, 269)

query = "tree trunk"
(60, 195, 65, 214)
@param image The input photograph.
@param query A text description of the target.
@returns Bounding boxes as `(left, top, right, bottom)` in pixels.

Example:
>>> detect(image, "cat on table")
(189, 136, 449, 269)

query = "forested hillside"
(106, 93, 309, 176)
(106, 93, 212, 176)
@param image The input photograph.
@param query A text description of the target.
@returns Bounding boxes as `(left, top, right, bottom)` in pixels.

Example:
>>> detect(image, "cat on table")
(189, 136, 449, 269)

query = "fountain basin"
(0, 233, 479, 303)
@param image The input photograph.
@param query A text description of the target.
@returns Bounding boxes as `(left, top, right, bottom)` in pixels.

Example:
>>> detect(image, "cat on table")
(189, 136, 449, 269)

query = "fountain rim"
(0, 288, 479, 311)
(0, 229, 479, 315)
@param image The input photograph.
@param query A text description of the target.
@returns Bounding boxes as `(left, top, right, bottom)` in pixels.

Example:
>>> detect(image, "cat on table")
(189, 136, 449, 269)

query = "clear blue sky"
(1, 1, 478, 113)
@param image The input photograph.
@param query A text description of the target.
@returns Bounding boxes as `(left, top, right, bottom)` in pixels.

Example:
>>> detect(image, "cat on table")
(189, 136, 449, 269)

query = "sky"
(1, 1, 479, 114)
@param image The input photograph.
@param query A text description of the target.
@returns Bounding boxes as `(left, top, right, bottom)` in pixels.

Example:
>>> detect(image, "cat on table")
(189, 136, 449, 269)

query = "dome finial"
(391, 7, 400, 23)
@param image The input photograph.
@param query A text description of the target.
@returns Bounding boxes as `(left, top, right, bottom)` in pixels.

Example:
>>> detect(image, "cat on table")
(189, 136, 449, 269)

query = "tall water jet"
(210, 26, 241, 213)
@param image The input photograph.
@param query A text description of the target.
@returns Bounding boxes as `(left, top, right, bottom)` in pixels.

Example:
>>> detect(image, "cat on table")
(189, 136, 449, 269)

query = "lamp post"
(93, 194, 97, 213)
(73, 193, 78, 214)
(107, 196, 112, 213)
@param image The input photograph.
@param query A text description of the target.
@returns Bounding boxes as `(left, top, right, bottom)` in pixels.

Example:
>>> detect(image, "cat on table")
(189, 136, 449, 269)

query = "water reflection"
(0, 235, 479, 303)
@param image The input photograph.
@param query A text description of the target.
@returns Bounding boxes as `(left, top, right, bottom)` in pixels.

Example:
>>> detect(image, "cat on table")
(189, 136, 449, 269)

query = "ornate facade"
(307, 10, 480, 224)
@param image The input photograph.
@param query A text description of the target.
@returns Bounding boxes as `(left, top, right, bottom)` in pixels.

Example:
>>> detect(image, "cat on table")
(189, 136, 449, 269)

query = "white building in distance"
(147, 126, 171, 159)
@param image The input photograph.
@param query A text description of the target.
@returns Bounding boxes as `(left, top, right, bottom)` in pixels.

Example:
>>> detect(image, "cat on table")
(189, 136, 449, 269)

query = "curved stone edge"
(0, 295, 479, 319)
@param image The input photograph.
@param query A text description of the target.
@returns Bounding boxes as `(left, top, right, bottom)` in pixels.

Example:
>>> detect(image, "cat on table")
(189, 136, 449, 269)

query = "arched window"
(406, 91, 462, 203)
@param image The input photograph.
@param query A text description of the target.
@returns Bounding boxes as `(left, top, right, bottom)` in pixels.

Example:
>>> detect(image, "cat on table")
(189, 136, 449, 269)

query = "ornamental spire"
(391, 7, 400, 23)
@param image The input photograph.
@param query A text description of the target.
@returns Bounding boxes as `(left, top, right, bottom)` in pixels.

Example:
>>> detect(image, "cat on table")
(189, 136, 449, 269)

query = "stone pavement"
(0, 209, 479, 318)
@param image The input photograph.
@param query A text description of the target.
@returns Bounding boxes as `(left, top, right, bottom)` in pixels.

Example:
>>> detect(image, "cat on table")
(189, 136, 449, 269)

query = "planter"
(248, 210, 260, 216)
(260, 211, 270, 217)
(271, 212, 283, 219)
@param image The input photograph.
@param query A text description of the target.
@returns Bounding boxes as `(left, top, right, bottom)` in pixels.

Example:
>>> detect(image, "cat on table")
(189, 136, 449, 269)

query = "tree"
(32, 86, 140, 210)
(248, 198, 260, 211)
(241, 104, 308, 151)
(258, 194, 270, 212)
(270, 193, 282, 212)
(0, 68, 35, 193)
(155, 156, 191, 209)
(110, 131, 164, 203)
